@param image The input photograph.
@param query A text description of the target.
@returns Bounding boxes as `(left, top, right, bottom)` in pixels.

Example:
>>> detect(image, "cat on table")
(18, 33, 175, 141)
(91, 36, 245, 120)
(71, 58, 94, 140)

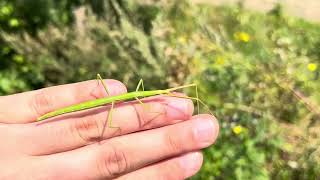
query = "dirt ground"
(194, 0, 320, 23)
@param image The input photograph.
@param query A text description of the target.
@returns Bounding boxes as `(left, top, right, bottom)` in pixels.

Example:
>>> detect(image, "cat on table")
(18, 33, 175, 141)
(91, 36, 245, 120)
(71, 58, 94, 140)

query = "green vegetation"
(1, 0, 320, 179)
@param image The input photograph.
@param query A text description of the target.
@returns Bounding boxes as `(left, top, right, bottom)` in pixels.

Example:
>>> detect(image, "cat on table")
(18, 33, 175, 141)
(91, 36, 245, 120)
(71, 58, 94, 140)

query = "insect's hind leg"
(90, 74, 111, 99)
(100, 101, 119, 140)
(135, 79, 164, 125)
(135, 97, 165, 126)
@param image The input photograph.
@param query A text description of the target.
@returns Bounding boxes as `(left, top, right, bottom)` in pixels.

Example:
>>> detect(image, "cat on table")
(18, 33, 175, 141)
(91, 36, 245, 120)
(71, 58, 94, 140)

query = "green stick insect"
(37, 74, 213, 138)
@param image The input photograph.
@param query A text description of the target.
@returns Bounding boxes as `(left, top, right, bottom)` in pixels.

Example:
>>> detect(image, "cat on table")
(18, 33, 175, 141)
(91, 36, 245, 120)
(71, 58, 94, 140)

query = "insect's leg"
(165, 93, 213, 115)
(196, 84, 200, 114)
(135, 79, 160, 118)
(135, 79, 159, 114)
(135, 97, 165, 125)
(135, 78, 159, 112)
(135, 80, 163, 125)
(135, 97, 162, 114)
(107, 102, 119, 128)
(136, 79, 145, 92)
(100, 101, 118, 140)
(97, 73, 110, 96)
(135, 97, 148, 110)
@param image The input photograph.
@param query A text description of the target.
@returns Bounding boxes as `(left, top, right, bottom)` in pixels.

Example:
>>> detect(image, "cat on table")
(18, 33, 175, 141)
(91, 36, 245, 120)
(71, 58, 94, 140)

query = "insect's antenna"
(97, 74, 110, 96)
(166, 93, 214, 116)
(166, 83, 200, 114)
(166, 83, 197, 92)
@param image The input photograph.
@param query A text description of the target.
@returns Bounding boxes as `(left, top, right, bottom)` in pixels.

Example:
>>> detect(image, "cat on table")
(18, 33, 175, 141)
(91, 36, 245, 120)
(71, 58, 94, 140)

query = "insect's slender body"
(37, 90, 167, 121)
(37, 80, 205, 122)
(36, 73, 212, 138)
(36, 74, 213, 140)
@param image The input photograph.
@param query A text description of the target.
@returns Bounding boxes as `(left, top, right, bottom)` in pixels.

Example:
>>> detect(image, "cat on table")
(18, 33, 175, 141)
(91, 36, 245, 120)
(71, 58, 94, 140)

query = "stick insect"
(37, 74, 213, 138)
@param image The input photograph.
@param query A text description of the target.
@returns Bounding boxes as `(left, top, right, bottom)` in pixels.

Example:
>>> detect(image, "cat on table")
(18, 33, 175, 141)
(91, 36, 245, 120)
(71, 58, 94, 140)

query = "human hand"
(0, 79, 219, 180)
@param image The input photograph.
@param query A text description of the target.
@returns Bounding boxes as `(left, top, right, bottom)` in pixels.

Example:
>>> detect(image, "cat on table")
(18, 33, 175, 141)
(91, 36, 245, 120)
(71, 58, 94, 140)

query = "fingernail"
(166, 97, 193, 120)
(194, 117, 216, 146)
(180, 152, 203, 178)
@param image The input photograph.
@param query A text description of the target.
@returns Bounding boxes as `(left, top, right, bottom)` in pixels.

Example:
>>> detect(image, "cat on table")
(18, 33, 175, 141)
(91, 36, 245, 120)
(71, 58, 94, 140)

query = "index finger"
(0, 79, 127, 123)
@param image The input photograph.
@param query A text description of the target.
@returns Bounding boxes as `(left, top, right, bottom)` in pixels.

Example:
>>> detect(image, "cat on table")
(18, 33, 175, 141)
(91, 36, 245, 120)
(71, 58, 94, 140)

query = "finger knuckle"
(71, 115, 103, 143)
(30, 89, 53, 117)
(132, 104, 148, 127)
(165, 131, 182, 153)
(98, 143, 129, 178)
(133, 102, 166, 128)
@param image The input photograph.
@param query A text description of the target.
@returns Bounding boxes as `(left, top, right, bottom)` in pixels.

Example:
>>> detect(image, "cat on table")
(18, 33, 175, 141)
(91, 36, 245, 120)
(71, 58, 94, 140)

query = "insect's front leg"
(97, 73, 110, 96)
(90, 74, 111, 99)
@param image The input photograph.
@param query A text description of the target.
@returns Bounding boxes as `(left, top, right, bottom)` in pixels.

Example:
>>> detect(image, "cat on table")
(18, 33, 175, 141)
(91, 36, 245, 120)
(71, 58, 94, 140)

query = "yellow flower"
(307, 63, 317, 72)
(178, 36, 187, 44)
(215, 56, 225, 65)
(232, 125, 243, 135)
(234, 31, 250, 42)
(283, 143, 293, 152)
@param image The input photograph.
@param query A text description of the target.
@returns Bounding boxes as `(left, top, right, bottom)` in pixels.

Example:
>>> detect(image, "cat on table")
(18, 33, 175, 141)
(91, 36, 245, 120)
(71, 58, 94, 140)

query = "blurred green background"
(1, 0, 320, 179)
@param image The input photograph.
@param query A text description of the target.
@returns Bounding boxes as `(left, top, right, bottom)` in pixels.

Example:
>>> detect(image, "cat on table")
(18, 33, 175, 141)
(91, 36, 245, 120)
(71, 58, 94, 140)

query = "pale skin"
(0, 78, 219, 179)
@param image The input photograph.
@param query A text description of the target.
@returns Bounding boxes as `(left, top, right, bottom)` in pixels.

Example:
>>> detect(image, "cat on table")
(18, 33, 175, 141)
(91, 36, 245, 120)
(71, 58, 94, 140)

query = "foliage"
(1, 0, 320, 179)
(0, 0, 141, 93)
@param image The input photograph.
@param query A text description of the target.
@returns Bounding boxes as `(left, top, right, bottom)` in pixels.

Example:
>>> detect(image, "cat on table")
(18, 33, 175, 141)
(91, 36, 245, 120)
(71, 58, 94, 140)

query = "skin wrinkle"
(133, 101, 166, 128)
(166, 130, 182, 154)
(99, 118, 198, 179)
(30, 89, 54, 119)
(64, 100, 168, 147)
(99, 143, 129, 178)
(73, 114, 103, 144)
(130, 95, 193, 129)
